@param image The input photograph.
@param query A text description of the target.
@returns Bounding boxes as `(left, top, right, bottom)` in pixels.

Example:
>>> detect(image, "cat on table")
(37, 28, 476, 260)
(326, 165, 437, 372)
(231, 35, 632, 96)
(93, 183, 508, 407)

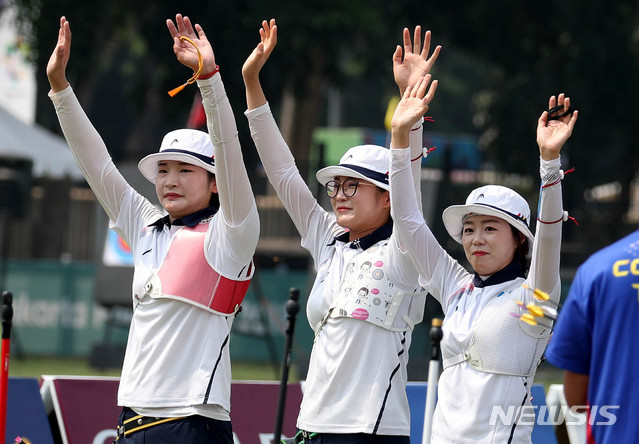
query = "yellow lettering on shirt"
(613, 259, 631, 277)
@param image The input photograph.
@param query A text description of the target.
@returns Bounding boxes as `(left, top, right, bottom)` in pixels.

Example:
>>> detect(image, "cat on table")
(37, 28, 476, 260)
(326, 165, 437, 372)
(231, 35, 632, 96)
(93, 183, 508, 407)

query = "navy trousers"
(116, 407, 233, 444)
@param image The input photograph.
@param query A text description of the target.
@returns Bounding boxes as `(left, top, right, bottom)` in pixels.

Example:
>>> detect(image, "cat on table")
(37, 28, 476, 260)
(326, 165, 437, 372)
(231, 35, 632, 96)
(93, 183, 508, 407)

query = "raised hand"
(242, 19, 278, 82)
(537, 94, 579, 161)
(47, 16, 72, 93)
(243, 19, 278, 110)
(166, 14, 216, 75)
(391, 75, 438, 148)
(393, 26, 441, 96)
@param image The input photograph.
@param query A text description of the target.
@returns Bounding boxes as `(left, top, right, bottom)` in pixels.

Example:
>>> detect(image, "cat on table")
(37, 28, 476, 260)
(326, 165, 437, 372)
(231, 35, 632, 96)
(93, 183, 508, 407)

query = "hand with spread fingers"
(537, 93, 579, 161)
(391, 75, 439, 148)
(242, 19, 278, 110)
(166, 13, 216, 76)
(393, 26, 442, 96)
(242, 19, 278, 82)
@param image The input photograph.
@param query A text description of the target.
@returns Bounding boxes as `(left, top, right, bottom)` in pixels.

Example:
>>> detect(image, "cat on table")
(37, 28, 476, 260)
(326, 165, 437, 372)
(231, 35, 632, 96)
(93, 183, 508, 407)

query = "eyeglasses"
(325, 179, 377, 198)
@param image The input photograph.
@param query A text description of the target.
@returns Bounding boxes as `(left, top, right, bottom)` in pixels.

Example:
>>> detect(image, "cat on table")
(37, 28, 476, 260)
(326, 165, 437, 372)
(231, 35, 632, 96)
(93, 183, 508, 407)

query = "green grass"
(9, 357, 558, 389)
(9, 357, 121, 378)
(8, 356, 300, 382)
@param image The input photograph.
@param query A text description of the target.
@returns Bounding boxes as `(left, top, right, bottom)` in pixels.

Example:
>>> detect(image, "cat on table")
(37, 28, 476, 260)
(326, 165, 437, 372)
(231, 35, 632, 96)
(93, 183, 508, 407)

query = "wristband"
(198, 65, 220, 80)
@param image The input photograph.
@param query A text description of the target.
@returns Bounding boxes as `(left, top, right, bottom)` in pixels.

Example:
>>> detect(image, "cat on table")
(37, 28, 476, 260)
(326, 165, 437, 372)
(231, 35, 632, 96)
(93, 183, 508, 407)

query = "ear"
(209, 176, 218, 194)
(381, 190, 391, 209)
(519, 232, 526, 245)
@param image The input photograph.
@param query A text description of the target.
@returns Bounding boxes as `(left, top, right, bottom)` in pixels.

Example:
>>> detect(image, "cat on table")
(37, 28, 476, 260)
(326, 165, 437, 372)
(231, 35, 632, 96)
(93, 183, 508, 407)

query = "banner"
(407, 382, 558, 444)
(6, 377, 55, 444)
(40, 376, 302, 444)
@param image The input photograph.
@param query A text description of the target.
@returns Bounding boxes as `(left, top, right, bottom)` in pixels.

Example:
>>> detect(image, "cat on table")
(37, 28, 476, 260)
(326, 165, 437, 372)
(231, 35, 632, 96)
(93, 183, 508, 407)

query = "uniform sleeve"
(525, 157, 564, 307)
(545, 268, 592, 374)
(198, 75, 256, 227)
(198, 75, 259, 266)
(409, 121, 424, 212)
(245, 103, 341, 260)
(49, 86, 128, 224)
(389, 147, 468, 307)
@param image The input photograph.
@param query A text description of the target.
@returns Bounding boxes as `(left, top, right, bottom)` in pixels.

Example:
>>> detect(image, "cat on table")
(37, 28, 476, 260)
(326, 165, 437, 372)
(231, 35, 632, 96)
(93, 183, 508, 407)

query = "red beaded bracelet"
(198, 65, 220, 80)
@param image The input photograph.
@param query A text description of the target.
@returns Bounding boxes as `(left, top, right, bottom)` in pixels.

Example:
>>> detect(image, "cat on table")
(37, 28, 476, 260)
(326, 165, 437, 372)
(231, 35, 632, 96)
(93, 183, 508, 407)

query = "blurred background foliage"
(7, 0, 639, 259)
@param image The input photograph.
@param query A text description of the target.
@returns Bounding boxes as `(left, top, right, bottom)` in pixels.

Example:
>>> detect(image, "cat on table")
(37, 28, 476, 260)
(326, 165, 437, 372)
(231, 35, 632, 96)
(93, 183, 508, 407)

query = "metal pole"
(273, 288, 300, 444)
(0, 291, 13, 444)
(422, 318, 443, 444)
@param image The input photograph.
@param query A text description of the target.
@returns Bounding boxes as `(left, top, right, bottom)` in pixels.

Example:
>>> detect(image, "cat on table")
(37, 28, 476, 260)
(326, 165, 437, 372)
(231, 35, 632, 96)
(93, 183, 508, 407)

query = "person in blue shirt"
(546, 229, 639, 443)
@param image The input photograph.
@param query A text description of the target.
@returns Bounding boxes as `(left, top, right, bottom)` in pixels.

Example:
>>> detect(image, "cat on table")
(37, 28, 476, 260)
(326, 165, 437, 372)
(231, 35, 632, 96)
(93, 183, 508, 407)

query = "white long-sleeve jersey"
(390, 147, 564, 443)
(245, 103, 424, 436)
(50, 74, 259, 420)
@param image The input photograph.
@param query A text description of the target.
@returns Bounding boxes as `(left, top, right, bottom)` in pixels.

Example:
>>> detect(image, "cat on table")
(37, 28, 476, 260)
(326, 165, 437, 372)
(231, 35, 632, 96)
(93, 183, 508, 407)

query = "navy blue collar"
(330, 220, 393, 250)
(473, 259, 524, 288)
(149, 206, 217, 229)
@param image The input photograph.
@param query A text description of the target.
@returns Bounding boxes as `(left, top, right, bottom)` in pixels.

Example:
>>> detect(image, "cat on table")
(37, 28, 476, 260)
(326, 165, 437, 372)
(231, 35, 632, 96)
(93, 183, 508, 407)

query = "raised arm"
(242, 19, 278, 111)
(537, 94, 578, 161)
(392, 26, 441, 97)
(167, 14, 256, 226)
(166, 14, 216, 76)
(393, 26, 442, 210)
(47, 16, 129, 223)
(389, 76, 466, 303)
(527, 94, 578, 304)
(242, 19, 337, 251)
(390, 76, 438, 150)
(46, 16, 71, 93)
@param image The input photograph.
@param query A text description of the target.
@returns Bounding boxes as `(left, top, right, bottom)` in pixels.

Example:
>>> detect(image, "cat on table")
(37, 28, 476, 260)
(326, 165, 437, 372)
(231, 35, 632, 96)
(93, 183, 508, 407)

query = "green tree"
(430, 1, 639, 254)
(12, 1, 414, 173)
(12, 0, 639, 258)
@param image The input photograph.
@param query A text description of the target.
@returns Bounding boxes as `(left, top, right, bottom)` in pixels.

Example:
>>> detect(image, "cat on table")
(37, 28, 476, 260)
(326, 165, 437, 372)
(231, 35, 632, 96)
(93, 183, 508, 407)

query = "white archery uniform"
(390, 147, 564, 443)
(50, 74, 259, 420)
(246, 102, 425, 436)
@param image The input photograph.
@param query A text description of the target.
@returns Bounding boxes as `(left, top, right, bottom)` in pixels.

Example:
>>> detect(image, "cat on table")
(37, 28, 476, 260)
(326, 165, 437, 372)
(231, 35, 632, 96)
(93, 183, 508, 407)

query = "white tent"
(0, 104, 82, 180)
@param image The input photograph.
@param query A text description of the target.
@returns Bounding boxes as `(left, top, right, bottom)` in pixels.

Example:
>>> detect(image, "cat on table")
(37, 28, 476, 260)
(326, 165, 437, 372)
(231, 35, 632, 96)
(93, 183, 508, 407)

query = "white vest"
(320, 240, 426, 332)
(442, 279, 550, 377)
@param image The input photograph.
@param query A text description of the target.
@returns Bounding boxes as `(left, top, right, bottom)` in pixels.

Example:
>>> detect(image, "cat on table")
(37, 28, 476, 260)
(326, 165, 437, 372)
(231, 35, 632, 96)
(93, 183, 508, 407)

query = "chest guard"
(328, 240, 426, 331)
(442, 279, 551, 377)
(140, 222, 252, 316)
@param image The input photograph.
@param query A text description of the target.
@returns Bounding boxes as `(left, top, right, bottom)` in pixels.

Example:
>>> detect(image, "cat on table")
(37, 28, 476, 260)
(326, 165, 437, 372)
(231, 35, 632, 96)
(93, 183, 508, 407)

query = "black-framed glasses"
(325, 179, 376, 198)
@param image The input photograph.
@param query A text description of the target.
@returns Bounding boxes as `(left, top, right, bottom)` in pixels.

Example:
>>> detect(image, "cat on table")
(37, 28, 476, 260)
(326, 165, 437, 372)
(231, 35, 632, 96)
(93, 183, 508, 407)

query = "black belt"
(117, 414, 184, 437)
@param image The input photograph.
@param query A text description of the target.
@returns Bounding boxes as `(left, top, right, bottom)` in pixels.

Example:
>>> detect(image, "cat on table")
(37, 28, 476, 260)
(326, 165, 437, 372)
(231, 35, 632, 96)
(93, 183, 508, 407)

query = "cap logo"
(171, 139, 179, 146)
(477, 193, 484, 199)
(340, 164, 389, 185)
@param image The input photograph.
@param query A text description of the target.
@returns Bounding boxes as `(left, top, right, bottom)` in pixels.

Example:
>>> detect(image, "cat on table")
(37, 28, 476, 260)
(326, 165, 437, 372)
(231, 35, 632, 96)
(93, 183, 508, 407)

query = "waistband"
(116, 414, 185, 438)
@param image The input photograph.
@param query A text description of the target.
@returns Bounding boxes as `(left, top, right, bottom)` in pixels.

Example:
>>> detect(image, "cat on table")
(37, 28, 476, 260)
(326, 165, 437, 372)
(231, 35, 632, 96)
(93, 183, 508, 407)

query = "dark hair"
(511, 225, 530, 275)
(207, 172, 219, 208)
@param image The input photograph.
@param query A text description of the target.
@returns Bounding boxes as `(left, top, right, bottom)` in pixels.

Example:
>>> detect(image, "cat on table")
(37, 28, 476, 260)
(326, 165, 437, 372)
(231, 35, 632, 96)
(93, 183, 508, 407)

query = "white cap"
(316, 145, 390, 190)
(138, 129, 215, 182)
(442, 184, 534, 244)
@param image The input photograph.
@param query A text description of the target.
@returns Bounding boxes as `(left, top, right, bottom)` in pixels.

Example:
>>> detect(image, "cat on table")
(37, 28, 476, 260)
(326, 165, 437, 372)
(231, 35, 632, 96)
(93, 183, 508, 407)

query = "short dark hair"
(511, 225, 530, 275)
(207, 172, 219, 208)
